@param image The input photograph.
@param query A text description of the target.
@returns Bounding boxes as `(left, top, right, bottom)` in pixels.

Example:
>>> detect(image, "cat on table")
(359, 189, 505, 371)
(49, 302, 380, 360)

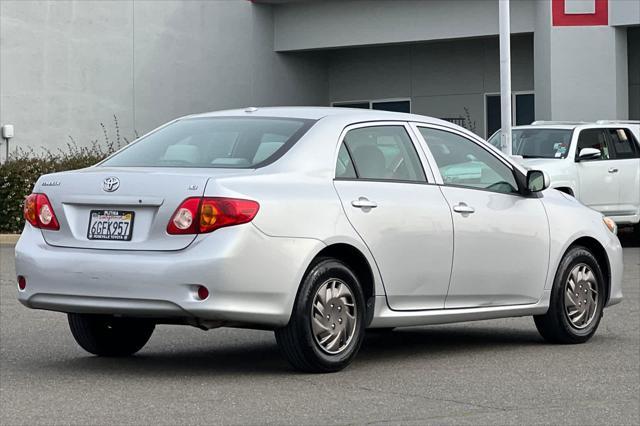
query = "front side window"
(337, 126, 426, 182)
(101, 117, 315, 168)
(419, 127, 519, 194)
(607, 128, 638, 159)
(576, 129, 610, 160)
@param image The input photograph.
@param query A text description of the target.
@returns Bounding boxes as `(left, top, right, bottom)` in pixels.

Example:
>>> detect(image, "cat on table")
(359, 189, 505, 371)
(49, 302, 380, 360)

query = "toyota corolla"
(15, 107, 623, 372)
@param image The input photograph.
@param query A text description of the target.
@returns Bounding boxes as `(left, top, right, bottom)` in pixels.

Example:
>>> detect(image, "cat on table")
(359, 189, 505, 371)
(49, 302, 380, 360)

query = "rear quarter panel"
(201, 118, 387, 298)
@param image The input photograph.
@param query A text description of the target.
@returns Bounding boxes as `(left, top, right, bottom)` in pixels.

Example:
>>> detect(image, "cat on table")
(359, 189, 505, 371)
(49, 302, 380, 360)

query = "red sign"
(552, 0, 608, 26)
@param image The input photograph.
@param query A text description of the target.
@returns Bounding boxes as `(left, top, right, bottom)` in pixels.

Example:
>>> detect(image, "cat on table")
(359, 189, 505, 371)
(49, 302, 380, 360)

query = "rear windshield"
(488, 128, 573, 159)
(101, 117, 315, 168)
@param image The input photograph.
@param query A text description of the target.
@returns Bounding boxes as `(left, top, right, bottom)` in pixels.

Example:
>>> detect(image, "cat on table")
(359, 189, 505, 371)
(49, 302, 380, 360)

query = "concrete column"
(534, 0, 628, 121)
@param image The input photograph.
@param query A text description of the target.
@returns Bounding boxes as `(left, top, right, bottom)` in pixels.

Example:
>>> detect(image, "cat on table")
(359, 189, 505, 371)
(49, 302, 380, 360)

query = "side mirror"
(527, 169, 550, 193)
(577, 147, 601, 161)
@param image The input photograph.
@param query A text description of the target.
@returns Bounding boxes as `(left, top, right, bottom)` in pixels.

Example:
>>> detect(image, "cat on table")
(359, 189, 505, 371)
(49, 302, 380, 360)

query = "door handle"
(608, 167, 619, 173)
(351, 197, 378, 209)
(452, 202, 475, 214)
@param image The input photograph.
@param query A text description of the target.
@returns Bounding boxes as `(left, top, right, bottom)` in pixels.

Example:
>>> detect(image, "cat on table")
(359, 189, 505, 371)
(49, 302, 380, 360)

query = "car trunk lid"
(36, 167, 248, 251)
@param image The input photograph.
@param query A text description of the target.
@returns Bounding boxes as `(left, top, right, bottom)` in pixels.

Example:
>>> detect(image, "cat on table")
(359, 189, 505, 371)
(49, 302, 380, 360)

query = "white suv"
(488, 121, 640, 230)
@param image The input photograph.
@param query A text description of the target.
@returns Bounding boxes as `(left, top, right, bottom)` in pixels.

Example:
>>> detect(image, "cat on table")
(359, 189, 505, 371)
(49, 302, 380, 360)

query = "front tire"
(534, 246, 605, 344)
(275, 258, 366, 373)
(68, 313, 155, 356)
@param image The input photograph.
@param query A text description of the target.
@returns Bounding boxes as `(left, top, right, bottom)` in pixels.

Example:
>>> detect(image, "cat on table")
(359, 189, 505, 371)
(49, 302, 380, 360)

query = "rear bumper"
(14, 224, 324, 328)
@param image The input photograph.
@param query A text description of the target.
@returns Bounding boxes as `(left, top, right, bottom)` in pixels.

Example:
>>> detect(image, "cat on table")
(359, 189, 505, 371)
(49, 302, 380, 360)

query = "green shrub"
(0, 116, 133, 233)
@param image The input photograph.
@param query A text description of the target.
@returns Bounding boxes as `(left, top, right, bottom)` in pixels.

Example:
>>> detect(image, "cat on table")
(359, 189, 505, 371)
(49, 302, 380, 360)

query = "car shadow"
(618, 227, 639, 248)
(358, 326, 544, 363)
(39, 325, 552, 376)
(42, 340, 287, 377)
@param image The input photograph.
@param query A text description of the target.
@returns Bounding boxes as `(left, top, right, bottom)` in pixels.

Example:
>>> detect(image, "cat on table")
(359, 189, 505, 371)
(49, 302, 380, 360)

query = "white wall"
(328, 35, 535, 137)
(629, 27, 640, 120)
(132, 2, 328, 133)
(610, 0, 640, 27)
(0, 0, 135, 156)
(547, 27, 628, 121)
(0, 0, 328, 159)
(273, 0, 535, 51)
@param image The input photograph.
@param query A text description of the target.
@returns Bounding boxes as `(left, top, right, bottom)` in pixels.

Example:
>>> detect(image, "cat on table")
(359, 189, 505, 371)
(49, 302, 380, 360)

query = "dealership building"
(0, 0, 639, 159)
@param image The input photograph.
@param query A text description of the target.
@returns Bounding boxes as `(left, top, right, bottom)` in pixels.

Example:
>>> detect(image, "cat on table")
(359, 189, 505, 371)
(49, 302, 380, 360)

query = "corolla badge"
(102, 177, 120, 192)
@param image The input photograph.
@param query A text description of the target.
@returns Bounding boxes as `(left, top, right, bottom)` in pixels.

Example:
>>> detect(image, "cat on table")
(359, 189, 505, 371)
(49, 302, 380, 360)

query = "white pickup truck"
(488, 121, 640, 231)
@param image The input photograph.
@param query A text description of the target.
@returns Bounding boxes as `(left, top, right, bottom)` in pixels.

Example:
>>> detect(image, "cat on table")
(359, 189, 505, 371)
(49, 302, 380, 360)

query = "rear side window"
(337, 126, 426, 182)
(576, 129, 610, 160)
(336, 144, 357, 178)
(607, 128, 639, 159)
(101, 117, 315, 168)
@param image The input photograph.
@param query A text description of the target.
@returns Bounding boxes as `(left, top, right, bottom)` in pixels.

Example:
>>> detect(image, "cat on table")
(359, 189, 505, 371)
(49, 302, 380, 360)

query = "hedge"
(0, 117, 132, 233)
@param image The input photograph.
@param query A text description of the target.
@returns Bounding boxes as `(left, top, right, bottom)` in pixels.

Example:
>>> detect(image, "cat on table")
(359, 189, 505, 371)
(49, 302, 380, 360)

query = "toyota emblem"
(102, 177, 120, 192)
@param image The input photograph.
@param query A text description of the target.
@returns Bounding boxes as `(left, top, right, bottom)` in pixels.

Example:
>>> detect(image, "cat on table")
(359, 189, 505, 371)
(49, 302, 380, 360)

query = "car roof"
(510, 124, 578, 130)
(512, 122, 639, 131)
(187, 106, 455, 126)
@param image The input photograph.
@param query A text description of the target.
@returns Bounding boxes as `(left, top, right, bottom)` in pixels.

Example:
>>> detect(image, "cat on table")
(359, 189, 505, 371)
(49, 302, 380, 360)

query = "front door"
(574, 128, 621, 215)
(604, 127, 640, 217)
(414, 125, 549, 308)
(333, 123, 454, 310)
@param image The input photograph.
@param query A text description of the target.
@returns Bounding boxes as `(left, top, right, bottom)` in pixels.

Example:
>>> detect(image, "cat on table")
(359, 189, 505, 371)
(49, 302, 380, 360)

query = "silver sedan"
(15, 107, 623, 372)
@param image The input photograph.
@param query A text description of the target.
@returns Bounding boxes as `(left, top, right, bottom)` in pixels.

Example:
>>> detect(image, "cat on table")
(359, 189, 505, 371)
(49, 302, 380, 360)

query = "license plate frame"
(87, 210, 135, 241)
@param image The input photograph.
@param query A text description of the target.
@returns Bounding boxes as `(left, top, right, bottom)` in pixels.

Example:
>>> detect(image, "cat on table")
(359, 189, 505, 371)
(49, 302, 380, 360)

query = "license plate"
(87, 210, 134, 241)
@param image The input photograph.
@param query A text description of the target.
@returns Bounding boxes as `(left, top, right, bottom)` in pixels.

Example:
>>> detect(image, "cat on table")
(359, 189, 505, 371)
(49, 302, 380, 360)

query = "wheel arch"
(566, 236, 611, 305)
(306, 243, 377, 325)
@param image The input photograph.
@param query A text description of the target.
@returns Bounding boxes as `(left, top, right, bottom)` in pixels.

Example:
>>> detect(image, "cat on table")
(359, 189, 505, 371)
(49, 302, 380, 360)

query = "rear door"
(333, 122, 454, 310)
(574, 128, 620, 214)
(413, 124, 549, 308)
(604, 127, 640, 217)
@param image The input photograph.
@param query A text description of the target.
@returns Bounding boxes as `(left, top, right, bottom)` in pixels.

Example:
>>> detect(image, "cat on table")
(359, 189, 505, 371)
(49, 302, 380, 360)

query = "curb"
(0, 234, 20, 245)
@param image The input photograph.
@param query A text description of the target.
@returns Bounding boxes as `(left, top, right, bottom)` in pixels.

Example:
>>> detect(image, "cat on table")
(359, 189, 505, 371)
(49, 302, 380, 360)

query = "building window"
(515, 93, 535, 127)
(371, 100, 410, 113)
(332, 101, 370, 109)
(486, 95, 502, 138)
(332, 99, 411, 113)
(485, 92, 536, 138)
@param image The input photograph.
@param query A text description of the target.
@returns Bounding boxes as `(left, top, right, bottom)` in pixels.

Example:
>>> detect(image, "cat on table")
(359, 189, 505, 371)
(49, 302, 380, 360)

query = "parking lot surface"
(1, 235, 638, 425)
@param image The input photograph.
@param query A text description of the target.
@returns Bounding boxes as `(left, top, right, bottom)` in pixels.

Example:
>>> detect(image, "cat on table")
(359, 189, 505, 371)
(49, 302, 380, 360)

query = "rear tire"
(275, 258, 366, 373)
(534, 246, 604, 344)
(68, 313, 155, 356)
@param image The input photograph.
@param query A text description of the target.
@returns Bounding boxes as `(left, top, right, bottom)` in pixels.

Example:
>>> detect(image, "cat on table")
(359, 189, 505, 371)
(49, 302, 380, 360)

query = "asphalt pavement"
(1, 234, 638, 425)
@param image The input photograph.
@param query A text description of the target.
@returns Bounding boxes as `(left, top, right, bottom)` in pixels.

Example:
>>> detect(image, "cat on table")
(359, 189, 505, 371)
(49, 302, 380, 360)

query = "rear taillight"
(23, 193, 60, 230)
(167, 197, 201, 234)
(167, 197, 260, 235)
